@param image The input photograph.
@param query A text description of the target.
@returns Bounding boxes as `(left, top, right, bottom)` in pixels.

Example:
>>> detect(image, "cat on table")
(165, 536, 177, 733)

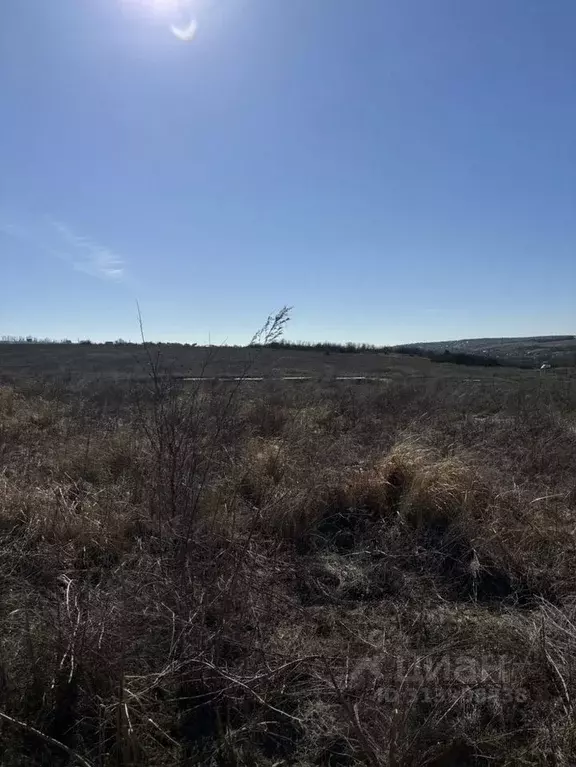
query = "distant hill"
(398, 335, 576, 367)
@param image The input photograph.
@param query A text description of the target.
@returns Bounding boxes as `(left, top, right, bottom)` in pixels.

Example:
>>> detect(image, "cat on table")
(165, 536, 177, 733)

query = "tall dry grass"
(0, 345, 576, 764)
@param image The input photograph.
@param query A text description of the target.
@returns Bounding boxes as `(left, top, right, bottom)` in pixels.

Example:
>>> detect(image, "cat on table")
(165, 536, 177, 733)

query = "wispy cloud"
(49, 219, 126, 281)
(1, 213, 128, 283)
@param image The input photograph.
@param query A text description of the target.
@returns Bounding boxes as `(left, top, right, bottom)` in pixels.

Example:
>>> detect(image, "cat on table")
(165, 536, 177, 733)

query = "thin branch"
(192, 659, 304, 726)
(0, 710, 94, 767)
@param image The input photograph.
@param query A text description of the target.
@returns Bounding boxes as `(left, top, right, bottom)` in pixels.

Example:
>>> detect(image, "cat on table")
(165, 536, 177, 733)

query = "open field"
(1, 345, 576, 765)
(3, 341, 576, 384)
(2, 342, 484, 381)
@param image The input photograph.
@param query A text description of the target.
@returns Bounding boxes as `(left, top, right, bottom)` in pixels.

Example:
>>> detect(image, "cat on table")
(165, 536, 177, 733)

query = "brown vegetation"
(1, 352, 576, 764)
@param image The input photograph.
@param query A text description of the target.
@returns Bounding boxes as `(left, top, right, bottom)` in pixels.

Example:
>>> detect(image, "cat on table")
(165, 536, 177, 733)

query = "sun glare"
(155, 0, 205, 15)
(122, 0, 194, 18)
(150, 0, 180, 13)
(120, 0, 210, 43)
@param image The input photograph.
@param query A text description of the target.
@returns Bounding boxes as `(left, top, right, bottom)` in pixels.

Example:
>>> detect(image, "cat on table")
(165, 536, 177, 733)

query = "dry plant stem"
(0, 710, 94, 767)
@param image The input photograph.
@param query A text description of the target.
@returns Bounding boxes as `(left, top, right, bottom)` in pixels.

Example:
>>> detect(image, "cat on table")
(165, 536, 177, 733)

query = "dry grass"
(1, 365, 576, 765)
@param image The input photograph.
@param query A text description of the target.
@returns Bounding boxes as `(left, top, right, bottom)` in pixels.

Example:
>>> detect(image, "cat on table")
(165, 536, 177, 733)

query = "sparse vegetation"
(5, 333, 574, 369)
(1, 333, 576, 765)
(394, 346, 501, 367)
(252, 340, 503, 367)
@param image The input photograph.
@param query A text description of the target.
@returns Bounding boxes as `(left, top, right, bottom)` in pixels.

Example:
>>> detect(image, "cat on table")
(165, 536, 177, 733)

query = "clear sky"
(1, 0, 574, 345)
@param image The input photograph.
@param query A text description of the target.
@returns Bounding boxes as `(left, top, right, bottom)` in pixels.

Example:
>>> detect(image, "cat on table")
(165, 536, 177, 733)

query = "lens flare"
(170, 18, 198, 41)
(121, 0, 201, 42)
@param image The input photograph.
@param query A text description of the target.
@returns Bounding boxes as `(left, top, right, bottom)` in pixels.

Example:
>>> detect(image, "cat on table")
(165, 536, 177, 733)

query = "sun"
(148, 0, 182, 14)
(121, 0, 205, 41)
(123, 0, 192, 17)
(148, 0, 200, 15)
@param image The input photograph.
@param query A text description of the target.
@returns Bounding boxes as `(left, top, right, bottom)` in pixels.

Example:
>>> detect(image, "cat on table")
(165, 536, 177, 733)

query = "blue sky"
(1, 0, 574, 344)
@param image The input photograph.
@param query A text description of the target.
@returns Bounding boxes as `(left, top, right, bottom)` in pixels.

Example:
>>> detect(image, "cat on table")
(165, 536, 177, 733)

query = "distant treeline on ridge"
(252, 340, 501, 367)
(0, 335, 502, 367)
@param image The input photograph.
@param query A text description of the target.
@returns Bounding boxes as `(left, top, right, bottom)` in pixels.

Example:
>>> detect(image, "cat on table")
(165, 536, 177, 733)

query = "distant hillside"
(400, 335, 576, 367)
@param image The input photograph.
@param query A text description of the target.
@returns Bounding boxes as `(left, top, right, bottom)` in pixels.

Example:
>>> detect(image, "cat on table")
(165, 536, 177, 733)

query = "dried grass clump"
(237, 438, 290, 511)
(0, 385, 17, 414)
(246, 437, 286, 482)
(376, 439, 489, 530)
